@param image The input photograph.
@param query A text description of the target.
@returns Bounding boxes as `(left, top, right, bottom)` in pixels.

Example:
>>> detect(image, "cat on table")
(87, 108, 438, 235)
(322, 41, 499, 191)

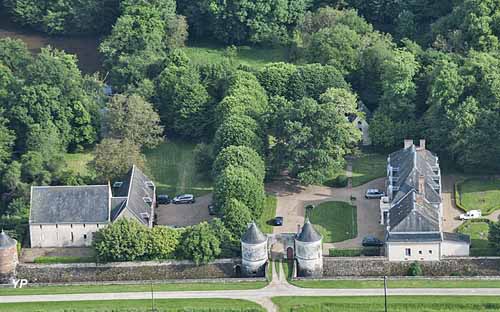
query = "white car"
(459, 210, 482, 220)
(365, 189, 385, 199)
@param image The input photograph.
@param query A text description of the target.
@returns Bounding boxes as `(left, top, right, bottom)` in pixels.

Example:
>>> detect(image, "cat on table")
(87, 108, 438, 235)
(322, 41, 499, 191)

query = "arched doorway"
(234, 265, 242, 277)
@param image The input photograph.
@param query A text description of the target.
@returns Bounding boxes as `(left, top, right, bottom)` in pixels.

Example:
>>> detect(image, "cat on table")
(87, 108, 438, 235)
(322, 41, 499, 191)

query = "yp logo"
(11, 279, 28, 288)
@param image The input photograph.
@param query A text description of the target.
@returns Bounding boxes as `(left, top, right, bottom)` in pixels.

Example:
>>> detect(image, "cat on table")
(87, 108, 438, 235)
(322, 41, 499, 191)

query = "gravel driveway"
(155, 194, 214, 227)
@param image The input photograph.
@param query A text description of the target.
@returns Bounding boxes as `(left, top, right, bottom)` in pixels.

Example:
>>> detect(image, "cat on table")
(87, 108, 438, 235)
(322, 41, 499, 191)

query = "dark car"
(365, 188, 385, 199)
(172, 194, 195, 204)
(157, 194, 171, 205)
(208, 204, 216, 216)
(273, 216, 284, 226)
(362, 235, 384, 247)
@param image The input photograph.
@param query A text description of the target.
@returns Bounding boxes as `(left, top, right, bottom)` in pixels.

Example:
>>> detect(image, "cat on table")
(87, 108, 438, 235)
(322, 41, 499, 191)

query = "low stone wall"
(17, 259, 241, 283)
(323, 256, 500, 277)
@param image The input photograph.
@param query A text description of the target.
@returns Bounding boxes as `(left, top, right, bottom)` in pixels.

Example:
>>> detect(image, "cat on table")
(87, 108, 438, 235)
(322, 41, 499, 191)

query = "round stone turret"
(241, 222, 268, 277)
(0, 231, 18, 283)
(295, 219, 323, 277)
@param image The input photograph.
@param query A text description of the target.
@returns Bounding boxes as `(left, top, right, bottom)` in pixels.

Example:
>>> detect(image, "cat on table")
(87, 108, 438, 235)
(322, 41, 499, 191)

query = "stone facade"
(0, 232, 18, 283)
(323, 257, 500, 277)
(16, 259, 240, 283)
(30, 223, 105, 248)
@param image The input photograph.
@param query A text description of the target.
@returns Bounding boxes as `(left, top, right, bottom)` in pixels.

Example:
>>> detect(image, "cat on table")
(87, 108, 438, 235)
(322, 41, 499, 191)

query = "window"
(419, 250, 422, 255)
(83, 234, 87, 240)
(70, 224, 73, 228)
(405, 248, 411, 256)
(71, 232, 74, 242)
(39, 225, 42, 229)
(429, 250, 433, 254)
(83, 224, 86, 228)
(55, 224, 58, 229)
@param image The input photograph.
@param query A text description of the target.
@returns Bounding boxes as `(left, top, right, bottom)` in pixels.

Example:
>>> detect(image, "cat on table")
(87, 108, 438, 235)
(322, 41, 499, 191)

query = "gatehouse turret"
(295, 219, 323, 277)
(241, 222, 268, 277)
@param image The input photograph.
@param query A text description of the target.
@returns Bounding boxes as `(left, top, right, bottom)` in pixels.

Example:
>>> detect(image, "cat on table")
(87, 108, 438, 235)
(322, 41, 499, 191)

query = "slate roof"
(387, 232, 442, 242)
(443, 232, 471, 244)
(241, 222, 267, 244)
(0, 230, 17, 249)
(111, 166, 155, 226)
(387, 142, 442, 235)
(297, 219, 322, 242)
(30, 185, 110, 224)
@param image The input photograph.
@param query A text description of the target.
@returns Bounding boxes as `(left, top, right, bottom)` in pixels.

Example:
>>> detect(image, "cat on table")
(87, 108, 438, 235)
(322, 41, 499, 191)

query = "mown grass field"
(63, 152, 93, 176)
(457, 221, 490, 248)
(272, 296, 500, 312)
(258, 195, 277, 234)
(290, 279, 500, 289)
(144, 140, 213, 197)
(309, 201, 357, 243)
(0, 281, 267, 296)
(457, 178, 500, 214)
(0, 299, 264, 312)
(183, 43, 287, 68)
(351, 153, 387, 187)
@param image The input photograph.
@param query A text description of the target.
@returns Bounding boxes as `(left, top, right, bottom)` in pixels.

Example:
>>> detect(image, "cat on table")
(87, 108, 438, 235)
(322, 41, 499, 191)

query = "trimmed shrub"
(325, 174, 348, 188)
(329, 248, 362, 257)
(407, 262, 423, 276)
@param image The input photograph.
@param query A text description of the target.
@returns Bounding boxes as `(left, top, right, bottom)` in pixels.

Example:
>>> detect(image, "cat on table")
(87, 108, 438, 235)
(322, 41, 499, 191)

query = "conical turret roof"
(241, 222, 267, 244)
(0, 230, 17, 249)
(297, 218, 322, 242)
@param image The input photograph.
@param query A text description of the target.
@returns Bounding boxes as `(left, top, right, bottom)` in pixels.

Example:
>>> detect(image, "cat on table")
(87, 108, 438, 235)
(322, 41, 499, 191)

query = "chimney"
(404, 139, 413, 149)
(416, 175, 425, 204)
(419, 139, 426, 150)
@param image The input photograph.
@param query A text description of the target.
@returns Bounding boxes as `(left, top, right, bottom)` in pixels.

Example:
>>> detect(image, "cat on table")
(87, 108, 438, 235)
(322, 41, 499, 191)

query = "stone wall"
(17, 259, 241, 283)
(323, 257, 500, 277)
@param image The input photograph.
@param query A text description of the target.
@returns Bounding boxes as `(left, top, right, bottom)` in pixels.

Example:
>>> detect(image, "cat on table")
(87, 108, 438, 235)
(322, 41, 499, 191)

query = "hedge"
(329, 247, 381, 257)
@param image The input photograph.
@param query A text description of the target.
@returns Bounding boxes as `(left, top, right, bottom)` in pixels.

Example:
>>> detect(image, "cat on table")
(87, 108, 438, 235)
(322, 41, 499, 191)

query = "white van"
(459, 210, 482, 220)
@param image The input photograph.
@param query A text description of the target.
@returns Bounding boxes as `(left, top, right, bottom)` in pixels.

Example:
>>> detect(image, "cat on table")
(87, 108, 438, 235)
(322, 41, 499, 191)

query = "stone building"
(241, 222, 268, 277)
(381, 139, 470, 261)
(30, 165, 156, 248)
(295, 219, 323, 277)
(0, 231, 18, 283)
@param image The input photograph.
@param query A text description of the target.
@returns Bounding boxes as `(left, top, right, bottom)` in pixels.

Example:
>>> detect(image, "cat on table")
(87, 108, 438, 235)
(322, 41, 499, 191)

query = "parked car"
(172, 194, 195, 204)
(157, 194, 170, 205)
(365, 188, 385, 199)
(208, 204, 216, 215)
(273, 216, 284, 226)
(459, 210, 482, 220)
(362, 235, 384, 247)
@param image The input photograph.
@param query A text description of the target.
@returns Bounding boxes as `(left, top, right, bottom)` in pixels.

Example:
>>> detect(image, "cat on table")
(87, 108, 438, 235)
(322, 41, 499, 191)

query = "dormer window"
(145, 181, 155, 188)
(113, 181, 123, 188)
(143, 197, 152, 204)
(140, 212, 150, 220)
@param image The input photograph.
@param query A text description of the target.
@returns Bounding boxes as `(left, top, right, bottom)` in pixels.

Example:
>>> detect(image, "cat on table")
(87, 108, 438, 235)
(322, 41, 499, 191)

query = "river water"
(0, 13, 102, 73)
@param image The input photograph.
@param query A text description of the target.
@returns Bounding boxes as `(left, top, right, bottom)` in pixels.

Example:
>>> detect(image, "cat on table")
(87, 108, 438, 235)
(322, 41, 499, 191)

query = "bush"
(179, 222, 221, 265)
(325, 174, 348, 188)
(407, 262, 423, 276)
(212, 145, 265, 182)
(470, 248, 500, 256)
(329, 248, 362, 257)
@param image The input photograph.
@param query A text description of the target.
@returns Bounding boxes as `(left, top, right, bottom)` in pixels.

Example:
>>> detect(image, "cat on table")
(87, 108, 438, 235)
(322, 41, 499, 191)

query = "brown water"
(0, 13, 102, 74)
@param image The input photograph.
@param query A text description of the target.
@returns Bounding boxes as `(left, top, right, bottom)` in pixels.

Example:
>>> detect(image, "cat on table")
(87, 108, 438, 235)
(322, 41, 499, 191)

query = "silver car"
(172, 194, 195, 204)
(365, 189, 385, 199)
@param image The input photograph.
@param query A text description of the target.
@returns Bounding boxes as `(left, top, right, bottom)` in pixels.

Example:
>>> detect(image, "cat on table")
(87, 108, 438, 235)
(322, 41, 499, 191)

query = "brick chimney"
(416, 174, 425, 204)
(404, 139, 413, 149)
(418, 139, 426, 150)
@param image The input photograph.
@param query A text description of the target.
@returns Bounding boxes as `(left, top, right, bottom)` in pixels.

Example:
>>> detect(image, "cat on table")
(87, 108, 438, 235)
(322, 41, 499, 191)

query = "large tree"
(180, 222, 221, 265)
(212, 145, 265, 182)
(273, 89, 360, 185)
(213, 114, 265, 156)
(90, 138, 146, 182)
(105, 94, 163, 148)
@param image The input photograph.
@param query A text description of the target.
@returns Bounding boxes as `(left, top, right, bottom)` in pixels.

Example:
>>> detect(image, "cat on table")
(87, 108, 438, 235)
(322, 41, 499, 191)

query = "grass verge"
(63, 152, 93, 176)
(351, 153, 387, 187)
(272, 296, 500, 311)
(0, 281, 267, 296)
(290, 279, 500, 289)
(309, 201, 357, 243)
(258, 195, 277, 234)
(144, 140, 212, 197)
(456, 177, 500, 215)
(0, 299, 264, 312)
(33, 256, 96, 264)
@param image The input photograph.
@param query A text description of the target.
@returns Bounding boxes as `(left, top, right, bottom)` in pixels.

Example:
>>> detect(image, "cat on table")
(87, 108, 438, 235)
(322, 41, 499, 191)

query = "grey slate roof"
(443, 232, 471, 244)
(241, 222, 267, 244)
(30, 185, 110, 224)
(388, 142, 442, 234)
(387, 232, 442, 242)
(0, 230, 16, 248)
(297, 219, 322, 242)
(111, 166, 155, 226)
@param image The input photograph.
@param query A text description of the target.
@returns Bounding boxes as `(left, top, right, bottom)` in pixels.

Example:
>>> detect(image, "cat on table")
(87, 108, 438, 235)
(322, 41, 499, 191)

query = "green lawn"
(272, 296, 500, 312)
(456, 178, 500, 214)
(290, 279, 500, 289)
(0, 281, 267, 296)
(309, 201, 357, 243)
(63, 152, 94, 176)
(457, 221, 490, 248)
(0, 299, 264, 312)
(144, 140, 212, 197)
(183, 43, 287, 68)
(351, 153, 387, 187)
(258, 195, 277, 234)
